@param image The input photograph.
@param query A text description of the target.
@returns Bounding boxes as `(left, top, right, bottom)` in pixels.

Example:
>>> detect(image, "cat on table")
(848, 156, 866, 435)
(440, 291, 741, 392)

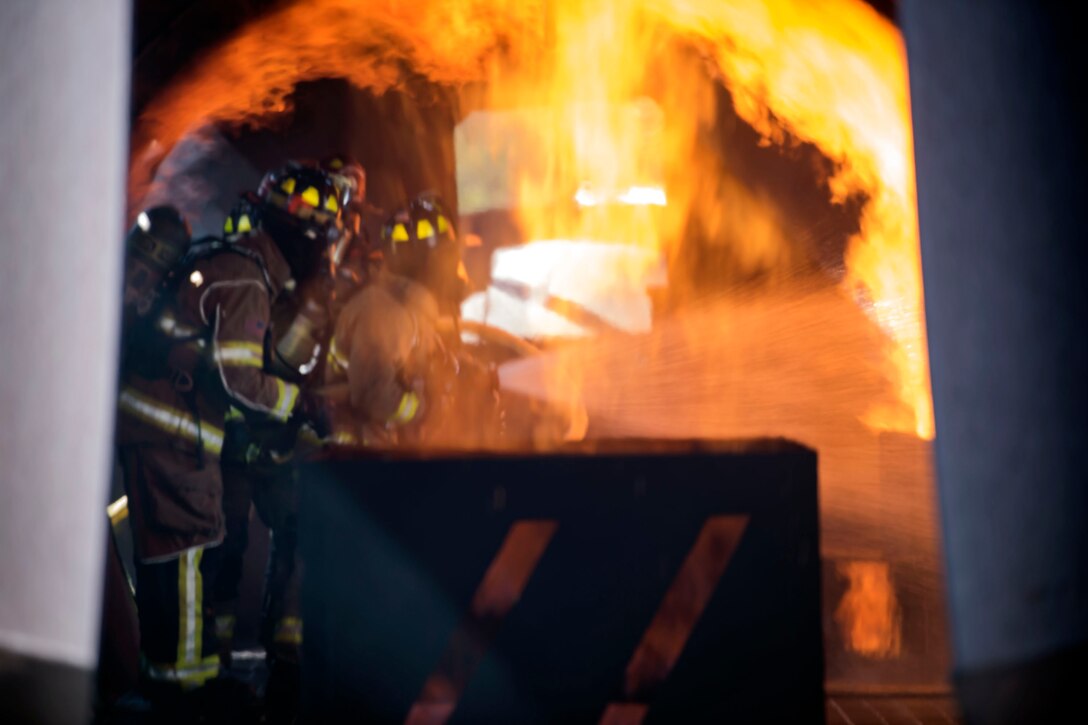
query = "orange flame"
(676, 0, 934, 439)
(130, 0, 933, 440)
(834, 561, 903, 659)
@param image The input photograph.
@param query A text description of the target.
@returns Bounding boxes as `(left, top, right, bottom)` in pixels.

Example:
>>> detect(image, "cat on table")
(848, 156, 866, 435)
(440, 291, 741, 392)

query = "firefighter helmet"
(320, 154, 366, 208)
(381, 194, 455, 255)
(123, 205, 192, 314)
(222, 192, 262, 242)
(380, 194, 463, 311)
(257, 162, 344, 281)
(257, 162, 343, 236)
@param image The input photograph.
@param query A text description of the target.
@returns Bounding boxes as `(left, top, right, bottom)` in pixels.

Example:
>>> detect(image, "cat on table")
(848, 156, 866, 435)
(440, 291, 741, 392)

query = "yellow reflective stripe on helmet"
(388, 390, 420, 425)
(118, 388, 225, 455)
(224, 216, 234, 234)
(237, 214, 252, 233)
(391, 223, 410, 242)
(437, 214, 450, 234)
(325, 195, 339, 213)
(272, 379, 300, 422)
(301, 186, 320, 207)
(416, 218, 435, 239)
(280, 177, 296, 194)
(274, 616, 303, 646)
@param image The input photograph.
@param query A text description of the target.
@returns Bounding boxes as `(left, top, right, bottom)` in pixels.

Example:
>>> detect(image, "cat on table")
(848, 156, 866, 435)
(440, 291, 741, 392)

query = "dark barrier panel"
(299, 439, 822, 723)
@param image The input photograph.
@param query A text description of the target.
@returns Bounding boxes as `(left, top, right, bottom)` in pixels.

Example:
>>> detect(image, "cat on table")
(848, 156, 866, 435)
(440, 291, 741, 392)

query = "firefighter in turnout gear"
(115, 177, 337, 715)
(210, 162, 359, 721)
(328, 193, 503, 449)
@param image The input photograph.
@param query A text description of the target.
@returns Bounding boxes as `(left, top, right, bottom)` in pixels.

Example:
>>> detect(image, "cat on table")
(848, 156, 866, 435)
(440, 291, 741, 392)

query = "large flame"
(131, 0, 932, 439)
(677, 0, 934, 439)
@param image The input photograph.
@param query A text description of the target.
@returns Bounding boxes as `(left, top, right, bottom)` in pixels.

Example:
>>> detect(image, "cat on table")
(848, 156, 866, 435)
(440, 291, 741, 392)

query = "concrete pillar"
(901, 3, 1088, 721)
(0, 0, 131, 722)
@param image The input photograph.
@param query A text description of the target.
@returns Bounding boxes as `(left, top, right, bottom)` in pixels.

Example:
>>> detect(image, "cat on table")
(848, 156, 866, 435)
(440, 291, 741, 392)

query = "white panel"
(0, 0, 131, 668)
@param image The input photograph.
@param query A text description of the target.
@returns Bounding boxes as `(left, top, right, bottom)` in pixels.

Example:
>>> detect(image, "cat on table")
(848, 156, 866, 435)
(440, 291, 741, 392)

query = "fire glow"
(131, 0, 933, 440)
(835, 561, 903, 660)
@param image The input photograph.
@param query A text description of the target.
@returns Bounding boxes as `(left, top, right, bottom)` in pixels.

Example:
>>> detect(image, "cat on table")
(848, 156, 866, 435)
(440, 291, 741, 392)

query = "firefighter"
(211, 161, 371, 721)
(114, 168, 340, 717)
(320, 153, 384, 300)
(320, 153, 366, 238)
(329, 193, 502, 448)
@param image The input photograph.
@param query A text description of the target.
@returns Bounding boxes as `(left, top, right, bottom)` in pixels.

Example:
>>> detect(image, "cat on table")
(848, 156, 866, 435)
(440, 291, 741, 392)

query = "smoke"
(128, 0, 548, 215)
(140, 125, 262, 238)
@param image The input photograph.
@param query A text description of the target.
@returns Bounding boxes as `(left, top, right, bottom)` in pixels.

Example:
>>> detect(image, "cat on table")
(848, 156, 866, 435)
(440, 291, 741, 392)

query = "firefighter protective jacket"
(329, 271, 439, 427)
(116, 230, 302, 558)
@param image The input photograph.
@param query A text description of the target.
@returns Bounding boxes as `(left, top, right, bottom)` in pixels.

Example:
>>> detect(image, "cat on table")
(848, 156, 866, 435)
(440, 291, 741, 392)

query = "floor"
(100, 652, 965, 725)
(826, 694, 962, 725)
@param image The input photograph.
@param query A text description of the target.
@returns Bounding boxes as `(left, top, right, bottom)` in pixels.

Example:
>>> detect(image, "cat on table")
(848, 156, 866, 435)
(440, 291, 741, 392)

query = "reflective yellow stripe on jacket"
(273, 378, 299, 422)
(118, 387, 225, 456)
(213, 340, 264, 368)
(327, 336, 349, 371)
(274, 616, 303, 646)
(145, 656, 220, 689)
(388, 391, 420, 425)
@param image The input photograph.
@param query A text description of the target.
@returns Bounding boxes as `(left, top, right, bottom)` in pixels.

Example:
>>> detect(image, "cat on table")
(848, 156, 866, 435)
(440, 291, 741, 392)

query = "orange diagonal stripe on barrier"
(602, 514, 749, 723)
(405, 519, 558, 725)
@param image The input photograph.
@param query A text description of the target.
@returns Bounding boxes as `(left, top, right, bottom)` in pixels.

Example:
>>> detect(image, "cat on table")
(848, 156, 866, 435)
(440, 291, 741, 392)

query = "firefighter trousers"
(214, 457, 303, 665)
(118, 444, 226, 690)
(135, 545, 223, 689)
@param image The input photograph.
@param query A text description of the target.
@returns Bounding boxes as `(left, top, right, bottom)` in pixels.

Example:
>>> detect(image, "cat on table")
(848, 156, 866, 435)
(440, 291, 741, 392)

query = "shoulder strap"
(182, 235, 275, 294)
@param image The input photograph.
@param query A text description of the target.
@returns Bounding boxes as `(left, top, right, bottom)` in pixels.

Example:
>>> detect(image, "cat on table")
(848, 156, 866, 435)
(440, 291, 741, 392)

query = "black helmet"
(380, 194, 464, 311)
(123, 205, 192, 315)
(258, 162, 343, 233)
(381, 193, 455, 260)
(257, 162, 344, 281)
(222, 192, 262, 242)
(129, 205, 191, 255)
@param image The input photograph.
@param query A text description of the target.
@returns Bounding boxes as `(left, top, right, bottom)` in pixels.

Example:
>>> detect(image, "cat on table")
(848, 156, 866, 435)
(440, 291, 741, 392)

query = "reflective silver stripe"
(118, 388, 224, 455)
(183, 549, 198, 664)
